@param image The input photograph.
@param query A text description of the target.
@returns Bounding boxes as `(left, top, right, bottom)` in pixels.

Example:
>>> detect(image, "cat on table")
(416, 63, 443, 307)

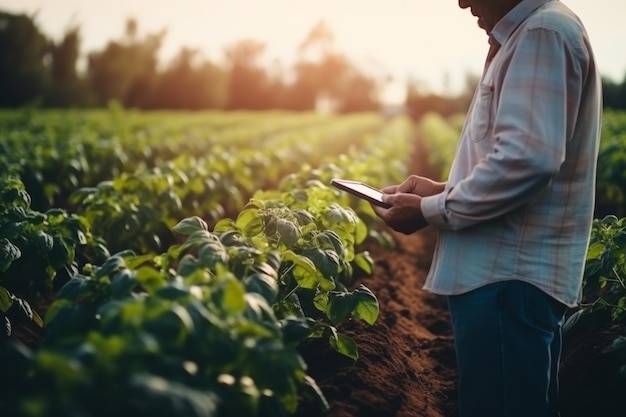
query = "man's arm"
(421, 27, 586, 231)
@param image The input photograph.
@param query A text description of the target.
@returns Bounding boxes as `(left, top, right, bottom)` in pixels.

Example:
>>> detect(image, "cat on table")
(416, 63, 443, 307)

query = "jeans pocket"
(521, 282, 567, 331)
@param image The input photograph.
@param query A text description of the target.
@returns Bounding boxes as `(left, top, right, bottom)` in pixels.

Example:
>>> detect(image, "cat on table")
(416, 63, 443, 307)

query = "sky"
(1, 0, 625, 98)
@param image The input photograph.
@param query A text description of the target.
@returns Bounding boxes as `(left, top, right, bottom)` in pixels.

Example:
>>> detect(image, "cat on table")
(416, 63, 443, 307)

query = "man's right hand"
(382, 175, 445, 197)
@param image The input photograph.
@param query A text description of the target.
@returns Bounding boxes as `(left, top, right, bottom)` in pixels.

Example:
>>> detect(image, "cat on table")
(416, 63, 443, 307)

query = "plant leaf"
(328, 330, 358, 360)
(173, 216, 208, 235)
(0, 238, 21, 272)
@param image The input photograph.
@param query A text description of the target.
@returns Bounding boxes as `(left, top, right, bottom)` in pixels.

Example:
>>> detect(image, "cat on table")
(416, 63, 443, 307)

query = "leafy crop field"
(0, 108, 421, 416)
(1, 108, 626, 416)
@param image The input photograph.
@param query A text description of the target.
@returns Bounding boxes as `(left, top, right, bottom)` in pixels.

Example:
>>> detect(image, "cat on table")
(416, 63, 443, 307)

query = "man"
(371, 0, 602, 416)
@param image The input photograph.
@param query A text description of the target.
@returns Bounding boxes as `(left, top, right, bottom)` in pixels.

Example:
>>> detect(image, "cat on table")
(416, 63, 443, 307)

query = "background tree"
(224, 39, 271, 110)
(46, 25, 92, 107)
(151, 47, 228, 110)
(0, 11, 49, 107)
(87, 19, 164, 107)
(603, 74, 626, 110)
(291, 20, 379, 112)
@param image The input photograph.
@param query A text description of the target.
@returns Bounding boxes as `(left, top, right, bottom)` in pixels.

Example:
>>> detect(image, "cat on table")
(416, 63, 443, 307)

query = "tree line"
(0, 11, 386, 112)
(1, 10, 625, 114)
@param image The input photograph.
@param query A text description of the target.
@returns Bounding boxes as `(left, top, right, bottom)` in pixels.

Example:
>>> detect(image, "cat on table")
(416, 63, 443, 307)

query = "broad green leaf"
(213, 218, 236, 233)
(68, 187, 97, 206)
(292, 264, 322, 289)
(586, 241, 605, 260)
(146, 305, 195, 348)
(236, 208, 264, 237)
(318, 230, 343, 254)
(181, 230, 221, 252)
(0, 221, 25, 240)
(44, 298, 71, 325)
(280, 317, 314, 345)
(302, 248, 340, 279)
(37, 351, 86, 385)
(33, 231, 53, 253)
(328, 329, 358, 360)
(353, 251, 375, 275)
(62, 216, 89, 245)
(300, 375, 330, 413)
(96, 255, 126, 278)
(276, 218, 301, 247)
(127, 374, 219, 416)
(354, 219, 368, 245)
(215, 276, 246, 314)
(0, 287, 14, 313)
(243, 272, 279, 304)
(173, 216, 208, 235)
(283, 250, 320, 289)
(135, 266, 166, 293)
(244, 292, 277, 323)
(156, 283, 190, 301)
(10, 297, 34, 322)
(326, 292, 356, 325)
(220, 230, 245, 247)
(110, 269, 138, 298)
(1, 314, 10, 336)
(352, 285, 379, 325)
(0, 238, 21, 272)
(178, 254, 200, 276)
(49, 238, 75, 269)
(31, 309, 44, 327)
(325, 206, 354, 225)
(123, 253, 155, 270)
(313, 291, 329, 312)
(2, 185, 30, 207)
(293, 209, 315, 226)
(198, 242, 229, 269)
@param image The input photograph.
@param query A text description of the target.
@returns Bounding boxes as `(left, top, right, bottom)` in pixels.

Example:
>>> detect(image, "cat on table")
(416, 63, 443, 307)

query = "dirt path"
(296, 129, 459, 417)
(296, 226, 458, 417)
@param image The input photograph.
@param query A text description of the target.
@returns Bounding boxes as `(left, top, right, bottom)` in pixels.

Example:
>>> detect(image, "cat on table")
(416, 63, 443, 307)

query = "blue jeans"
(447, 280, 568, 417)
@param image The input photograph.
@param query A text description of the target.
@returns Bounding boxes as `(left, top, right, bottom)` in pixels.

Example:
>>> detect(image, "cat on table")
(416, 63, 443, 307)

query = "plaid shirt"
(420, 0, 602, 307)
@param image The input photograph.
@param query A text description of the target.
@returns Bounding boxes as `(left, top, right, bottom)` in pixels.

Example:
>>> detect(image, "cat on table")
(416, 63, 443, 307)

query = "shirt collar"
(490, 0, 556, 46)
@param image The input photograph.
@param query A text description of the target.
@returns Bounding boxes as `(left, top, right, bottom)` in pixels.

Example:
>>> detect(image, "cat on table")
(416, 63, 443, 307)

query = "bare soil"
(296, 226, 458, 417)
(295, 134, 459, 417)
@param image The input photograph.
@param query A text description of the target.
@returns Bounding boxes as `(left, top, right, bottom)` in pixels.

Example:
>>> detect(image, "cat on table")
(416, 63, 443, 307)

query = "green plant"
(0, 177, 108, 339)
(213, 194, 379, 360)
(575, 215, 626, 323)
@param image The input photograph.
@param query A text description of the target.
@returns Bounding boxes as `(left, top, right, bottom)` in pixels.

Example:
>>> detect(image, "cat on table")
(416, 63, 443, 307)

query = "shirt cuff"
(421, 193, 449, 228)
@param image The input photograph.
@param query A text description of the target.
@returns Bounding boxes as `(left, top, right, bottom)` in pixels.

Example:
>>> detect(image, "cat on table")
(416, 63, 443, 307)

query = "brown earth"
(295, 134, 459, 417)
(296, 226, 459, 417)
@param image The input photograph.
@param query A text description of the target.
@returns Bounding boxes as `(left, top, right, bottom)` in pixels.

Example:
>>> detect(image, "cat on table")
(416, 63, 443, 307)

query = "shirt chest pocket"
(467, 83, 494, 142)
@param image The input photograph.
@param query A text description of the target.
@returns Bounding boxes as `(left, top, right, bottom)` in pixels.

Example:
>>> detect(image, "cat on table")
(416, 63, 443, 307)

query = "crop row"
(0, 107, 385, 212)
(0, 110, 415, 416)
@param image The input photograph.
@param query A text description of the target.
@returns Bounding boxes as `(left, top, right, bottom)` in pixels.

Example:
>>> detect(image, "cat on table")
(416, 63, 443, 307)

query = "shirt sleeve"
(422, 27, 586, 231)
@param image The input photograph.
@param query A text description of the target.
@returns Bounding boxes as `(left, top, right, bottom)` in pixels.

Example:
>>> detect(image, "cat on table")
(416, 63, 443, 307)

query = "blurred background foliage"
(4, 10, 625, 116)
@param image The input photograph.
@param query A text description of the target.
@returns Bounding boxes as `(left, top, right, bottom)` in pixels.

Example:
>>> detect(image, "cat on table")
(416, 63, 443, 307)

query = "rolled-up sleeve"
(421, 193, 449, 227)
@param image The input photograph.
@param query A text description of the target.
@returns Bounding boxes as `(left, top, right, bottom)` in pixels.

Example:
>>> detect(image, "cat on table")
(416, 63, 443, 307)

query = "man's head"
(458, 0, 523, 33)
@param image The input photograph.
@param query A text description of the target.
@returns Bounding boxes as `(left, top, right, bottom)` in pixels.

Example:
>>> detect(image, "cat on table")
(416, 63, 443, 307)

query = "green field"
(1, 108, 625, 416)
